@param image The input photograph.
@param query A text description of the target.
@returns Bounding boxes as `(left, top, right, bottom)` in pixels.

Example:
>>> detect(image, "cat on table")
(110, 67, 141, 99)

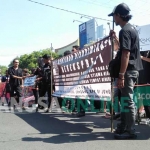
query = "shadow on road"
(14, 112, 150, 143)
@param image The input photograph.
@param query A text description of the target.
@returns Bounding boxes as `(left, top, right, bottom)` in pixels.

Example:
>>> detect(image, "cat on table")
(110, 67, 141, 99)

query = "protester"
(0, 69, 2, 82)
(1, 70, 11, 106)
(8, 59, 25, 110)
(23, 68, 30, 76)
(0, 69, 2, 102)
(57, 50, 71, 112)
(36, 54, 53, 113)
(108, 3, 143, 139)
(30, 68, 39, 112)
(72, 45, 80, 53)
(71, 45, 86, 117)
(140, 52, 150, 124)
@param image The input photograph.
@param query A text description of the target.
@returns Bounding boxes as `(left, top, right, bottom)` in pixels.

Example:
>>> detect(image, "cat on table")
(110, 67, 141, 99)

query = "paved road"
(0, 102, 150, 150)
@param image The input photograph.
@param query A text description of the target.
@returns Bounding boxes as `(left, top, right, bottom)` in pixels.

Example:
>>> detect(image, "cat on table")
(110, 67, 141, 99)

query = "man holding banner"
(108, 3, 143, 139)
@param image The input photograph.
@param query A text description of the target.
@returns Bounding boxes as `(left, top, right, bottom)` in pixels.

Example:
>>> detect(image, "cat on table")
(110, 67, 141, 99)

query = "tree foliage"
(8, 49, 58, 70)
(0, 65, 8, 75)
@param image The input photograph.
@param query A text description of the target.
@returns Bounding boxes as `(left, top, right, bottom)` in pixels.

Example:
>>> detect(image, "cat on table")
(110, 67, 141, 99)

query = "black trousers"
(10, 85, 22, 104)
(39, 83, 51, 108)
(144, 106, 150, 118)
(57, 97, 63, 108)
(32, 89, 39, 104)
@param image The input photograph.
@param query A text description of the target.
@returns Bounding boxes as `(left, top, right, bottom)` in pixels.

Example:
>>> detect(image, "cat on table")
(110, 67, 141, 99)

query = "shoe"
(140, 118, 150, 125)
(44, 108, 49, 113)
(71, 108, 77, 115)
(114, 123, 126, 134)
(2, 103, 4, 106)
(22, 106, 26, 110)
(36, 107, 38, 112)
(76, 112, 85, 117)
(114, 131, 137, 139)
(13, 104, 16, 110)
(8, 102, 10, 107)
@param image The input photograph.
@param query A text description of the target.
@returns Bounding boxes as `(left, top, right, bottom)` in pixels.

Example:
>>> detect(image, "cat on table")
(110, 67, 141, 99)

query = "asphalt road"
(0, 101, 150, 150)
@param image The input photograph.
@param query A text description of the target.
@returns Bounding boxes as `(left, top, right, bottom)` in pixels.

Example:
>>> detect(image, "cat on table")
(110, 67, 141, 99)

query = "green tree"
(8, 48, 58, 70)
(0, 65, 8, 75)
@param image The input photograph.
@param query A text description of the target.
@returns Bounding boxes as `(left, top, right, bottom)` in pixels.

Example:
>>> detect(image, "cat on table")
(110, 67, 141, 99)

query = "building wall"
(55, 39, 79, 55)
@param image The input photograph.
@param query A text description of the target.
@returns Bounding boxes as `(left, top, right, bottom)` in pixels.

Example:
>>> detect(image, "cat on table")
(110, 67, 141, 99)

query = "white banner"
(52, 37, 111, 101)
(136, 24, 150, 51)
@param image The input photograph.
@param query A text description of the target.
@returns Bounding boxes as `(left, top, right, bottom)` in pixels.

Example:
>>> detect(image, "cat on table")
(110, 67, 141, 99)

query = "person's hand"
(35, 78, 40, 81)
(22, 76, 27, 79)
(140, 55, 143, 59)
(20, 85, 24, 88)
(117, 78, 124, 89)
(109, 30, 116, 38)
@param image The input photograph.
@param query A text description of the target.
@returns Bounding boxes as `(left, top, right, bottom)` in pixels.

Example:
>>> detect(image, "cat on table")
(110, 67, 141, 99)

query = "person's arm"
(12, 75, 22, 80)
(141, 56, 150, 62)
(119, 50, 130, 79)
(36, 77, 42, 81)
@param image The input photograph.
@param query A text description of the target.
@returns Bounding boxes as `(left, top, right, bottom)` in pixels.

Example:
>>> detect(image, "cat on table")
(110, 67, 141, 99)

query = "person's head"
(31, 68, 36, 74)
(42, 54, 51, 64)
(72, 45, 80, 53)
(58, 54, 63, 58)
(13, 59, 19, 67)
(23, 68, 29, 75)
(108, 3, 132, 27)
(64, 50, 71, 56)
(5, 70, 8, 75)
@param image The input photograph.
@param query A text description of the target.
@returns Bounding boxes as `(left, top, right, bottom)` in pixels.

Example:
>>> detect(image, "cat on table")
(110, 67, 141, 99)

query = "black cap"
(108, 3, 131, 17)
(42, 54, 51, 59)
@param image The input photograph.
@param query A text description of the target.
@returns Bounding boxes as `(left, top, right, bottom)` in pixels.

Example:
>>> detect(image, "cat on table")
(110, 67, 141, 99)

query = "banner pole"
(111, 20, 115, 133)
(50, 43, 53, 110)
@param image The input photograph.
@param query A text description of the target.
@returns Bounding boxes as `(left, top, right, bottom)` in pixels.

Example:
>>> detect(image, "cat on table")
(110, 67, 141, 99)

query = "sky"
(0, 0, 150, 67)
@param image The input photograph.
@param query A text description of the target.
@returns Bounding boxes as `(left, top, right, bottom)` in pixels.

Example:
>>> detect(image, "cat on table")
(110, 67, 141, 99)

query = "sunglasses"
(14, 62, 19, 63)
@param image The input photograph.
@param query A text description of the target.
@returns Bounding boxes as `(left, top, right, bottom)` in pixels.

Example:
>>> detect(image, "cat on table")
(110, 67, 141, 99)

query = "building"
(55, 39, 79, 56)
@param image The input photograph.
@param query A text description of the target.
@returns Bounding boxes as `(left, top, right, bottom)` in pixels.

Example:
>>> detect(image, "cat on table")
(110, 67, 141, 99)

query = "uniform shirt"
(42, 63, 51, 83)
(118, 23, 143, 71)
(8, 67, 23, 86)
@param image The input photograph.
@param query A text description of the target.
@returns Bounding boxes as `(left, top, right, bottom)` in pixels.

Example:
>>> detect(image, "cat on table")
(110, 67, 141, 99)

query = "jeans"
(120, 70, 139, 133)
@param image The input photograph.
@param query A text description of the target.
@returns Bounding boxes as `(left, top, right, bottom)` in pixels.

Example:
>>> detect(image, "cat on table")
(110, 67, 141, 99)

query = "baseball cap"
(108, 3, 131, 17)
(42, 54, 51, 59)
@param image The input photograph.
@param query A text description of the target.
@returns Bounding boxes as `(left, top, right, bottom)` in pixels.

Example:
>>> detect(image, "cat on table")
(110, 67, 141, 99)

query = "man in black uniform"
(37, 54, 52, 113)
(108, 3, 143, 139)
(8, 59, 24, 110)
